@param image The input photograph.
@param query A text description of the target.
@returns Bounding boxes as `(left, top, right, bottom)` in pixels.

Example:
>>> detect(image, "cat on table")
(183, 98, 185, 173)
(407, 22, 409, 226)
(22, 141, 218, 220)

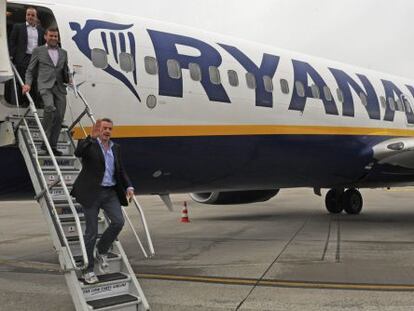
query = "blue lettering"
(382, 80, 409, 122)
(290, 60, 338, 115)
(403, 85, 414, 124)
(147, 30, 230, 103)
(219, 44, 279, 107)
(329, 69, 380, 120)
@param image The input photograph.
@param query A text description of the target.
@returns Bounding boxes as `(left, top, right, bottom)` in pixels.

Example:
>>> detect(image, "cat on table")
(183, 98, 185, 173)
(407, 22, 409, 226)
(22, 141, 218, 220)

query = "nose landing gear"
(325, 188, 363, 215)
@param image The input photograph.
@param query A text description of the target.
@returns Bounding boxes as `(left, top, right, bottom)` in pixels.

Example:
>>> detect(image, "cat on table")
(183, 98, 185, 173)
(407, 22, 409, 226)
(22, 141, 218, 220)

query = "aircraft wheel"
(325, 188, 344, 214)
(343, 188, 363, 215)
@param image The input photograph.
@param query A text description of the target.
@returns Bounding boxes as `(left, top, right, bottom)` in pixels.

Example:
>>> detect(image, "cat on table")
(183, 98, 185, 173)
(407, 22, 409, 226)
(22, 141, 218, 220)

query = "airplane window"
(323, 86, 332, 101)
(401, 94, 413, 113)
(388, 97, 396, 111)
(91, 48, 108, 69)
(146, 95, 157, 109)
(380, 96, 386, 109)
(119, 53, 135, 73)
(263, 76, 273, 92)
(311, 84, 320, 99)
(280, 79, 289, 94)
(228, 70, 239, 87)
(189, 63, 202, 81)
(144, 56, 158, 75)
(167, 59, 181, 79)
(246, 73, 256, 89)
(295, 81, 305, 97)
(359, 93, 368, 107)
(336, 88, 344, 103)
(209, 66, 221, 85)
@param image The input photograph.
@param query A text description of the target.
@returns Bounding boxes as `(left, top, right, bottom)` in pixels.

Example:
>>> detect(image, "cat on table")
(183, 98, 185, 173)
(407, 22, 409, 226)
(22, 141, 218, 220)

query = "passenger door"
(0, 0, 12, 82)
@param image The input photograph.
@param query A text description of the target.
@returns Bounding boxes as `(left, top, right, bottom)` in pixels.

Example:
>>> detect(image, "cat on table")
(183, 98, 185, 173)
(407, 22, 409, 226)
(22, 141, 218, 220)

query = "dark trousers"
(83, 187, 125, 272)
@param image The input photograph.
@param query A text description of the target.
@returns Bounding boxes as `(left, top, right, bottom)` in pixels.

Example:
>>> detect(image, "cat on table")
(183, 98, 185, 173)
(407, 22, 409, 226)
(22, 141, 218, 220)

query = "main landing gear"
(325, 188, 363, 215)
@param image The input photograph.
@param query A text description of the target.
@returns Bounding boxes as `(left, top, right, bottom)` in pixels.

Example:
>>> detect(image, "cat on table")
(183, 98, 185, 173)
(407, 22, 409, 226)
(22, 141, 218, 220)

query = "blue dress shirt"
(97, 138, 116, 187)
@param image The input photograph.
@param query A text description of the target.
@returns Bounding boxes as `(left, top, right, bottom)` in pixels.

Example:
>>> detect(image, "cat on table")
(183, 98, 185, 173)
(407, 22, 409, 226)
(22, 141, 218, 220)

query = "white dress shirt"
(26, 22, 38, 54)
(47, 45, 59, 66)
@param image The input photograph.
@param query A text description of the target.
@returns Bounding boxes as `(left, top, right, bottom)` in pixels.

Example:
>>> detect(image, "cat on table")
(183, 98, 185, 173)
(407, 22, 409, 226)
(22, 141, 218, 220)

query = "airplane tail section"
(0, 0, 12, 82)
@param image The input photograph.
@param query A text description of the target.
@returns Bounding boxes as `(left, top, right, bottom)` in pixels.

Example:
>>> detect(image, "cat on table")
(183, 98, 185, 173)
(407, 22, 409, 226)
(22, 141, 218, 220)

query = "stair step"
(87, 294, 139, 310)
(38, 155, 78, 170)
(74, 252, 120, 265)
(68, 234, 102, 243)
(49, 186, 74, 200)
(53, 196, 77, 204)
(59, 215, 105, 223)
(43, 170, 79, 186)
(23, 127, 70, 143)
(57, 205, 83, 215)
(60, 215, 106, 238)
(80, 272, 128, 285)
(32, 141, 74, 156)
(9, 115, 41, 128)
(60, 215, 85, 223)
(55, 202, 82, 210)
(10, 111, 44, 118)
(80, 273, 131, 301)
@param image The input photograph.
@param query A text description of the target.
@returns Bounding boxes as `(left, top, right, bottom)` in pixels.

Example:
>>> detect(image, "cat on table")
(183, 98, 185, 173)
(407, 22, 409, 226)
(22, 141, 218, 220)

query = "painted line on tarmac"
(137, 273, 414, 292)
(2, 258, 414, 292)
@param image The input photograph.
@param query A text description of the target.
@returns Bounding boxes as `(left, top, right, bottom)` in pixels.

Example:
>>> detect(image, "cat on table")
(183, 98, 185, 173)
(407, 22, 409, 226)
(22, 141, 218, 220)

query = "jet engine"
(190, 189, 280, 205)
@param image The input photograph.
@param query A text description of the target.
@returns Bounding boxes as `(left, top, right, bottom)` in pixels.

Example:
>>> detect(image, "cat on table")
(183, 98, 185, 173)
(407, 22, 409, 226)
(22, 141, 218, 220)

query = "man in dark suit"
(9, 7, 45, 105)
(23, 27, 70, 156)
(71, 118, 134, 284)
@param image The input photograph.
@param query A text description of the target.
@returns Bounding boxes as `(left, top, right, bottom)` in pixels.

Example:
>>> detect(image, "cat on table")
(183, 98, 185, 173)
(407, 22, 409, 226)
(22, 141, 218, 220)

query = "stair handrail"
(132, 196, 155, 257)
(121, 207, 149, 258)
(11, 62, 88, 270)
(68, 70, 156, 257)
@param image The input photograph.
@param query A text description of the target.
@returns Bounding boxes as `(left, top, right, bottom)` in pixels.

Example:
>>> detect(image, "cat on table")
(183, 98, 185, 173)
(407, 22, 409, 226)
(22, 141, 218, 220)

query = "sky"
(28, 0, 414, 78)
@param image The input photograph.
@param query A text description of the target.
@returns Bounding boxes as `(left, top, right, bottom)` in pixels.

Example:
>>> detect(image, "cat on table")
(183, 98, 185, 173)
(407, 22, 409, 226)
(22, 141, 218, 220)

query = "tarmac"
(2, 188, 414, 310)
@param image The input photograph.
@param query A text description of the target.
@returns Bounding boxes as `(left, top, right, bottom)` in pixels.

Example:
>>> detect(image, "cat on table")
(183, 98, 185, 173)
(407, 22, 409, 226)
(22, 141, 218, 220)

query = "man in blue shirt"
(72, 118, 134, 284)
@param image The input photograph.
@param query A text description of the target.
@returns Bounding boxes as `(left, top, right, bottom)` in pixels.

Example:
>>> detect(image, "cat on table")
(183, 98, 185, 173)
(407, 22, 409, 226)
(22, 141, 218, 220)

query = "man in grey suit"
(23, 27, 70, 156)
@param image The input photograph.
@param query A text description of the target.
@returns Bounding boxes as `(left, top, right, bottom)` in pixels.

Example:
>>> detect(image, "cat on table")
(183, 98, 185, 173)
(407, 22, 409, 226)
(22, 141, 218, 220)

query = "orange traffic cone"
(181, 201, 190, 223)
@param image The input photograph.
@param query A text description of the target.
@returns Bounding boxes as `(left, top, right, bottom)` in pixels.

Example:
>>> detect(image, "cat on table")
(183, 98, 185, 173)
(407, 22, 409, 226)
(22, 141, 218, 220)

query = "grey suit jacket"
(25, 45, 70, 94)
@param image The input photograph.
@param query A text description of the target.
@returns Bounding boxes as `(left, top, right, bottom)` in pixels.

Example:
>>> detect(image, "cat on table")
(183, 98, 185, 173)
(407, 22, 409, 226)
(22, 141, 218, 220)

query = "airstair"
(2, 64, 155, 311)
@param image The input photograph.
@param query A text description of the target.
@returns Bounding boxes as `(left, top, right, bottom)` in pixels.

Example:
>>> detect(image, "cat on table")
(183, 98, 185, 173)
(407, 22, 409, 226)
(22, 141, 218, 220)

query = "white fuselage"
(2, 1, 414, 195)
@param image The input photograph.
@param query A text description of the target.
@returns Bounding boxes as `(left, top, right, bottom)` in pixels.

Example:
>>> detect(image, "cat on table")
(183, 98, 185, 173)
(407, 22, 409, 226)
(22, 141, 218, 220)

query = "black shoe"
(52, 148, 63, 157)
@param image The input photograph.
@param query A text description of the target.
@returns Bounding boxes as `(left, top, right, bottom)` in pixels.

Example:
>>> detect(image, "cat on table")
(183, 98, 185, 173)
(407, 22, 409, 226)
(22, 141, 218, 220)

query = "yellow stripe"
(137, 273, 414, 291)
(72, 125, 414, 139)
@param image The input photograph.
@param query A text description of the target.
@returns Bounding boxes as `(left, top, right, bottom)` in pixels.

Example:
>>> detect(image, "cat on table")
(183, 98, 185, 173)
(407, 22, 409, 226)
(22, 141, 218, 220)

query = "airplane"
(1, 0, 414, 215)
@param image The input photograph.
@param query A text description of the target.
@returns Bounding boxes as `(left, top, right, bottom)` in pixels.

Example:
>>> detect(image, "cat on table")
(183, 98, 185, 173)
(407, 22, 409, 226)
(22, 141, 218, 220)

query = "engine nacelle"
(190, 189, 280, 205)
